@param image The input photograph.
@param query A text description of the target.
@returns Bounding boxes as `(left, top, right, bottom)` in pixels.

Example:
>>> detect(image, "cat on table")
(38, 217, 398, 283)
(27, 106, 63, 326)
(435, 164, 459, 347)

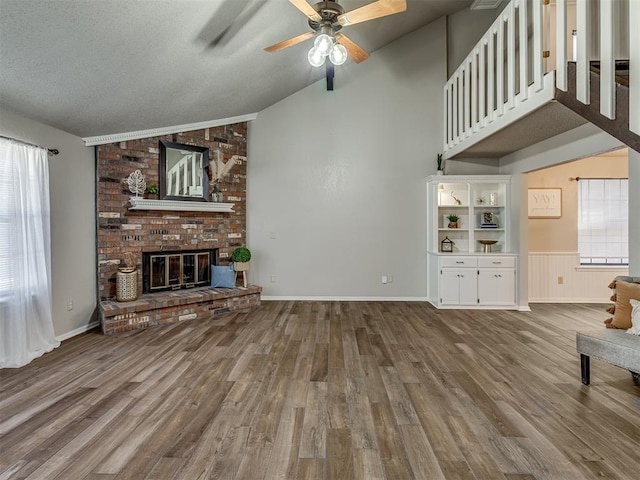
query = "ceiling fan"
(265, 0, 407, 90)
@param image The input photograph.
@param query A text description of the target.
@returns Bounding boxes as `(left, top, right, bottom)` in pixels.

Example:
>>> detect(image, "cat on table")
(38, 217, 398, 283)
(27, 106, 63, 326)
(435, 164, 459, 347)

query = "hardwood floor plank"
(1, 302, 637, 480)
(309, 343, 328, 382)
(299, 381, 328, 459)
(326, 428, 354, 480)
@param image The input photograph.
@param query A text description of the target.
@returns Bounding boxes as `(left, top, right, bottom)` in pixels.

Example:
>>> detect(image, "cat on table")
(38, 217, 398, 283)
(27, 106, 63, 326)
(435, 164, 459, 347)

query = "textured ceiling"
(0, 0, 472, 137)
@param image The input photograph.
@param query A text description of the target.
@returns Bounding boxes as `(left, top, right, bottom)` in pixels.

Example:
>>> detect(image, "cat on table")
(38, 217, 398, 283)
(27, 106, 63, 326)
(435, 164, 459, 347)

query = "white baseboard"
(528, 299, 609, 304)
(261, 296, 430, 302)
(55, 321, 100, 342)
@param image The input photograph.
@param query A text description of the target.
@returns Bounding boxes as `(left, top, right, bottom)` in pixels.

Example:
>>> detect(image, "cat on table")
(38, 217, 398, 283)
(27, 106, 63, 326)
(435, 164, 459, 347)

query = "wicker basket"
(234, 261, 250, 272)
(116, 269, 138, 302)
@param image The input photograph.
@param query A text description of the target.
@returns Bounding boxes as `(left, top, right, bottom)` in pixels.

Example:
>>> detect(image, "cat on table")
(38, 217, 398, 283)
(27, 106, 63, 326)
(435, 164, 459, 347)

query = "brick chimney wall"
(96, 123, 247, 301)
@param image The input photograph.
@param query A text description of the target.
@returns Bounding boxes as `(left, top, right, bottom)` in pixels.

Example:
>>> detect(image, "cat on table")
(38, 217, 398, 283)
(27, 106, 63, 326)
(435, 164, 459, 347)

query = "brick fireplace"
(96, 123, 260, 335)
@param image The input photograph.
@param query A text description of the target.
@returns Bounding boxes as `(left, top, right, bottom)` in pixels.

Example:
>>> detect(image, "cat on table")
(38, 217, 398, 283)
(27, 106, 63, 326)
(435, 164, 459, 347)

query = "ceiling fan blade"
(289, 0, 321, 22)
(338, 0, 407, 26)
(335, 33, 370, 63)
(264, 32, 315, 52)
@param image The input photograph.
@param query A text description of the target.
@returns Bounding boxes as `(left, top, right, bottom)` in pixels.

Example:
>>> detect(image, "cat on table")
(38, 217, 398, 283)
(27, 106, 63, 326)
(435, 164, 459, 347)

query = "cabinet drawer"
(440, 257, 478, 268)
(478, 256, 515, 268)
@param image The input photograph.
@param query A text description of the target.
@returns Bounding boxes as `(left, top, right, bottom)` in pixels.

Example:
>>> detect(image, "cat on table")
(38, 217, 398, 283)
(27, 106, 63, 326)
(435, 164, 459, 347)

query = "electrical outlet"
(388, 276, 393, 283)
(270, 275, 277, 283)
(557, 276, 564, 285)
(381, 275, 388, 284)
(66, 299, 73, 311)
(270, 232, 276, 239)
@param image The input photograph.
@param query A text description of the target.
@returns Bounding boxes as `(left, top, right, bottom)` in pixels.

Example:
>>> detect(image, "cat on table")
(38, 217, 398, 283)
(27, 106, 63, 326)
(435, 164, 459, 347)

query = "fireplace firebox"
(142, 249, 218, 293)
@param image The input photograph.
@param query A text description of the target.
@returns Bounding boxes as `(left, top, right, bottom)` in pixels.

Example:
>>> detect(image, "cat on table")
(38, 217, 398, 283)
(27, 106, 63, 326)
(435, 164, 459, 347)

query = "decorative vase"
(448, 221, 458, 228)
(436, 169, 444, 175)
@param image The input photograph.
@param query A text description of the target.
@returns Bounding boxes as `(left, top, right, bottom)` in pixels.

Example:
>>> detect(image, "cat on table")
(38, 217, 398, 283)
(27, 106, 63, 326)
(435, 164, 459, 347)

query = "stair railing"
(444, 0, 545, 154)
(444, 0, 639, 156)
(560, 0, 638, 133)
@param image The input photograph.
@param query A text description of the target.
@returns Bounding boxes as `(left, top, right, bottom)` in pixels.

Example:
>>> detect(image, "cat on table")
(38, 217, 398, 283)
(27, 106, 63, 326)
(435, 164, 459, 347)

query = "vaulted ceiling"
(0, 0, 472, 138)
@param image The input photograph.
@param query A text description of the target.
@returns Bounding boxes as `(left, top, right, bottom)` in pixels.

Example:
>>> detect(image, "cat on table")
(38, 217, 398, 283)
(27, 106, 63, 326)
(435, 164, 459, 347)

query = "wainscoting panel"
(528, 252, 628, 303)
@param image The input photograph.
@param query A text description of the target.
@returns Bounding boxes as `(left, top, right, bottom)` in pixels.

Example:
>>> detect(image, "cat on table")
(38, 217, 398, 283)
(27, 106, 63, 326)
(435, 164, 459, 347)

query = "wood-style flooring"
(1, 301, 639, 479)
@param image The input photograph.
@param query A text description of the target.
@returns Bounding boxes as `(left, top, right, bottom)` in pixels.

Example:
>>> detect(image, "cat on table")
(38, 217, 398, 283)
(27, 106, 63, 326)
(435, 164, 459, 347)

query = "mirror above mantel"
(159, 140, 209, 202)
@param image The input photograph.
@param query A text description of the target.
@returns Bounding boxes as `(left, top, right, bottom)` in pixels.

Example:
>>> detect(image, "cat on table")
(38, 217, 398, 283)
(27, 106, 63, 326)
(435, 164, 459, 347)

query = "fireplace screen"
(143, 249, 217, 293)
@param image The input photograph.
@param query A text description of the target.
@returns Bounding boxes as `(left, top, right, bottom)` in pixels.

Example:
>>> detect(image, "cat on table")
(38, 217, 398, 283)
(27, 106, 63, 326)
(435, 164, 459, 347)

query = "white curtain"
(0, 138, 59, 368)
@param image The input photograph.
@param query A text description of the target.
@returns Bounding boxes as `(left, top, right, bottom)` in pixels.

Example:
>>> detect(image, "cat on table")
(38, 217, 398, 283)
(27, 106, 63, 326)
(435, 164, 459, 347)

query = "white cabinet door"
(478, 268, 515, 305)
(440, 269, 462, 305)
(458, 269, 478, 305)
(440, 268, 478, 305)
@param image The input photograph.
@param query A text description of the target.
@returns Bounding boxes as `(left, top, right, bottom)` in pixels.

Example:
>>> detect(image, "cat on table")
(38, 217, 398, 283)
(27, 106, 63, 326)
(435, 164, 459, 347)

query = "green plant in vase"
(231, 247, 251, 287)
(447, 214, 459, 228)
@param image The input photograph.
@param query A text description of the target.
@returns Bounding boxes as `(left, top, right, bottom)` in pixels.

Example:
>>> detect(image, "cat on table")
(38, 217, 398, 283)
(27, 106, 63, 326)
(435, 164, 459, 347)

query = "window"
(0, 161, 12, 295)
(578, 178, 628, 265)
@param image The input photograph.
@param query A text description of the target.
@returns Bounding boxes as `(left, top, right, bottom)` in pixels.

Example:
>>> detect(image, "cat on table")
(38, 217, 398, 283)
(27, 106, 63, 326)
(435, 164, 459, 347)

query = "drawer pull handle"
(492, 261, 501, 264)
(456, 261, 464, 264)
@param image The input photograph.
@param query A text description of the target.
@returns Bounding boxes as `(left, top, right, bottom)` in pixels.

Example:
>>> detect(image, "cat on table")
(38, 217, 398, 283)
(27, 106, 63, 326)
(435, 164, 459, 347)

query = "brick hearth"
(100, 285, 262, 335)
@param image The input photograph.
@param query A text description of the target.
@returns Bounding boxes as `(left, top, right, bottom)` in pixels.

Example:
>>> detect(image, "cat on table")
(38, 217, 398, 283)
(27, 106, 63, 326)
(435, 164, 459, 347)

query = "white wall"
(248, 18, 498, 300)
(0, 108, 97, 339)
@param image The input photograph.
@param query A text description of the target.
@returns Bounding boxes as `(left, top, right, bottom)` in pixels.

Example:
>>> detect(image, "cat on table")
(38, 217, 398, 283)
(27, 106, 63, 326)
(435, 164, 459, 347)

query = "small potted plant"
(447, 214, 459, 228)
(436, 153, 445, 175)
(231, 247, 251, 287)
(145, 183, 159, 199)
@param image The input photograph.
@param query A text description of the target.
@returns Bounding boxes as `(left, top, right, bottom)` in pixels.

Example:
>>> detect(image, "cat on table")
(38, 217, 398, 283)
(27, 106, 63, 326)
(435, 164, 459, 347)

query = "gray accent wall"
(247, 18, 498, 299)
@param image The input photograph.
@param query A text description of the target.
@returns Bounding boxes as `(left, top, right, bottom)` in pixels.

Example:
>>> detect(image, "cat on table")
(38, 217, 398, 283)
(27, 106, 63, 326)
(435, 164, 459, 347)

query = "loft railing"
(443, 0, 639, 156)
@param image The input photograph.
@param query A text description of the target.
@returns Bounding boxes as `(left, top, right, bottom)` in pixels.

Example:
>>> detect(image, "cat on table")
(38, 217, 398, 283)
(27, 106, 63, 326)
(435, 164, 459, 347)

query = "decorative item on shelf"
(490, 192, 498, 205)
(447, 214, 459, 228)
(478, 239, 498, 253)
(208, 149, 236, 202)
(436, 153, 445, 175)
(477, 196, 486, 205)
(450, 191, 462, 205)
(116, 252, 138, 302)
(481, 211, 497, 228)
(144, 183, 158, 199)
(231, 247, 251, 287)
(441, 236, 454, 253)
(211, 184, 223, 203)
(127, 170, 146, 197)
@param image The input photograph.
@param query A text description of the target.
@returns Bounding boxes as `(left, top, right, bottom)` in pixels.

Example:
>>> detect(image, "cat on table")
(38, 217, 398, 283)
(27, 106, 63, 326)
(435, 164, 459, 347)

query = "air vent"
(470, 0, 504, 9)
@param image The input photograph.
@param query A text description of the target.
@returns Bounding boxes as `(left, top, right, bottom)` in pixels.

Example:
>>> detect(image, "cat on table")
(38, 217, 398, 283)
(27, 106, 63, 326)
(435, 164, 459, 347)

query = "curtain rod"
(570, 176, 628, 181)
(0, 135, 59, 155)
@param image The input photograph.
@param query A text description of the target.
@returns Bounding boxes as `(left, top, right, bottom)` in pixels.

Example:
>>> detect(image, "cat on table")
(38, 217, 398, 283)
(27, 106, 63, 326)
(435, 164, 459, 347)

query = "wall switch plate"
(270, 232, 276, 239)
(381, 275, 388, 284)
(270, 275, 277, 283)
(66, 299, 73, 311)
(557, 276, 563, 285)
(388, 276, 393, 283)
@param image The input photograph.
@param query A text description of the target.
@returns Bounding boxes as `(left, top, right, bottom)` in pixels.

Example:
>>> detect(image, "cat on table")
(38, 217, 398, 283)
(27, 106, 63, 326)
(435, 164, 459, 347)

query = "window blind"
(0, 151, 13, 294)
(578, 178, 628, 265)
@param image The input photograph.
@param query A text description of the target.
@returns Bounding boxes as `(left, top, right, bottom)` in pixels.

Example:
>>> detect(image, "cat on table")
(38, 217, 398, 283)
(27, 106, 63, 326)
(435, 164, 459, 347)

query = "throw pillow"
(628, 299, 640, 336)
(608, 280, 640, 329)
(211, 264, 236, 289)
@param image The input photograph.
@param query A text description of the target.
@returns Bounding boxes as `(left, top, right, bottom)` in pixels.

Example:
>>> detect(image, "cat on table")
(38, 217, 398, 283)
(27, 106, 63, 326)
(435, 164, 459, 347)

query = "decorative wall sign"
(528, 188, 562, 218)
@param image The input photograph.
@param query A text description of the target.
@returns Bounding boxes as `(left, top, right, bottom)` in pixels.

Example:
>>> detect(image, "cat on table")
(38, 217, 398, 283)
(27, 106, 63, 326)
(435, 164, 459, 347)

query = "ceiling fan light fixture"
(329, 43, 347, 66)
(308, 46, 326, 67)
(314, 33, 335, 56)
